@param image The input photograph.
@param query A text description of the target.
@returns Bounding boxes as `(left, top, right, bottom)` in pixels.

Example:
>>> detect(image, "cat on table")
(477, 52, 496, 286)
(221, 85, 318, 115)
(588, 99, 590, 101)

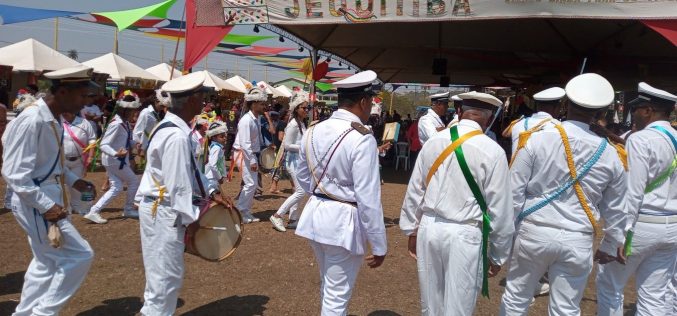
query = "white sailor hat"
(245, 87, 268, 102)
(565, 73, 614, 109)
(334, 70, 378, 96)
(430, 92, 450, 103)
(457, 91, 502, 110)
(289, 90, 309, 113)
(451, 94, 462, 102)
(44, 65, 99, 89)
(628, 82, 677, 109)
(161, 71, 213, 96)
(206, 120, 228, 137)
(533, 87, 565, 102)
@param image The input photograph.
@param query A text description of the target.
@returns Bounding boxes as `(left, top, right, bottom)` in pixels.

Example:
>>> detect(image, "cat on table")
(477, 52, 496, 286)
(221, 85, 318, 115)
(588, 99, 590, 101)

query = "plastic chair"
(395, 142, 410, 171)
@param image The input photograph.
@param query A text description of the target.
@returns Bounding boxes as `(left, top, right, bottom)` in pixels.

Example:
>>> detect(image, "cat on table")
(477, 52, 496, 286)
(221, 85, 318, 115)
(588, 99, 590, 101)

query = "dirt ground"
(0, 166, 638, 316)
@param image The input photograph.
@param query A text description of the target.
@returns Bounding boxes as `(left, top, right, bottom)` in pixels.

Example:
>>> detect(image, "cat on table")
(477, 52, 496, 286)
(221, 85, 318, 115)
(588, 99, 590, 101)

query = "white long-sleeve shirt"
(418, 109, 445, 145)
(400, 119, 514, 265)
(233, 111, 261, 166)
(283, 118, 306, 168)
(625, 121, 677, 223)
(62, 115, 96, 159)
(135, 112, 218, 225)
(205, 142, 225, 183)
(133, 105, 159, 150)
(295, 109, 387, 256)
(99, 114, 132, 168)
(509, 111, 559, 155)
(2, 98, 79, 213)
(511, 120, 627, 255)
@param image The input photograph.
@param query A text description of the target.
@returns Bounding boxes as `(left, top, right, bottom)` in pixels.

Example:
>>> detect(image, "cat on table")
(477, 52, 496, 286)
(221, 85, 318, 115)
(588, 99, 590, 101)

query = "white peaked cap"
(565, 73, 614, 109)
(533, 87, 565, 102)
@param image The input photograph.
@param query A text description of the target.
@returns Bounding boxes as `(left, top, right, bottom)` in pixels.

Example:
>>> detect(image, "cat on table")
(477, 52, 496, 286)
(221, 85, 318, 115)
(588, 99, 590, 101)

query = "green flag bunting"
(95, 0, 177, 31)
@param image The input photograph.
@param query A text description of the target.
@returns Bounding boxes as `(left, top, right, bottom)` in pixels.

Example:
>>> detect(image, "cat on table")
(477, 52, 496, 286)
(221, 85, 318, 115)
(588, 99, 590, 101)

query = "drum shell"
(185, 202, 243, 262)
(258, 147, 276, 173)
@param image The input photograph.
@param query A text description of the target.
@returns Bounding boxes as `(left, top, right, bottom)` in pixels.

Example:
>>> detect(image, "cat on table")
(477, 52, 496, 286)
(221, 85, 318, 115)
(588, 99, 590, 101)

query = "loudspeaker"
(433, 58, 447, 75)
(440, 76, 450, 87)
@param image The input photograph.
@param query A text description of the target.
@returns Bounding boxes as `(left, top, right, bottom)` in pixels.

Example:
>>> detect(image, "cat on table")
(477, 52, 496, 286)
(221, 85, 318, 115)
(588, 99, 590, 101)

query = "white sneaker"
(241, 212, 260, 224)
(123, 209, 139, 219)
(270, 215, 286, 232)
(534, 282, 550, 296)
(84, 213, 108, 224)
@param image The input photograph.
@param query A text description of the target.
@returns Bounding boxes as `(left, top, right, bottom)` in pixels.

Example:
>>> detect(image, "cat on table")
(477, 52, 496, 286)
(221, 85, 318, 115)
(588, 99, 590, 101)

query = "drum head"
(259, 147, 276, 170)
(192, 203, 243, 261)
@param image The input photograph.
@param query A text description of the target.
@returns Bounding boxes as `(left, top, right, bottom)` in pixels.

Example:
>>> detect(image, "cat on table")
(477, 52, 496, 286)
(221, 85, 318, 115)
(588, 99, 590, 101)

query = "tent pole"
(114, 28, 119, 54)
(54, 18, 59, 51)
(389, 84, 395, 115)
(309, 48, 318, 122)
(170, 1, 187, 78)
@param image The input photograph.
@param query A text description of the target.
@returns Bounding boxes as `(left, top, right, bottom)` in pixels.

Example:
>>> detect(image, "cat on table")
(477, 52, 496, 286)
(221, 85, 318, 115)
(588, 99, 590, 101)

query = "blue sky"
(0, 1, 306, 83)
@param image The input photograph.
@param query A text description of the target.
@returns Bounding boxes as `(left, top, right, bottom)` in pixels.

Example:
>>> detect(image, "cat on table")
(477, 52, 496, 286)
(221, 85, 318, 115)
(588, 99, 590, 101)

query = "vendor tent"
(256, 81, 287, 98)
(0, 38, 81, 72)
(256, 1, 677, 88)
(198, 70, 242, 92)
(274, 85, 293, 98)
(225, 75, 253, 93)
(83, 53, 160, 81)
(146, 63, 182, 82)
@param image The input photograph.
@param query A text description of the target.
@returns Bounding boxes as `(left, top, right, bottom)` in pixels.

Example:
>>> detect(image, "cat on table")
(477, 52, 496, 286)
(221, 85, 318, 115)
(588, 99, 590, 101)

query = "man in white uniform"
(296, 70, 387, 315)
(80, 92, 103, 135)
(233, 88, 267, 223)
(61, 111, 97, 215)
(2, 66, 97, 316)
(400, 91, 513, 316)
(596, 82, 677, 316)
(133, 90, 168, 151)
(507, 87, 563, 158)
(85, 94, 141, 223)
(135, 71, 225, 316)
(418, 92, 449, 145)
(500, 73, 628, 316)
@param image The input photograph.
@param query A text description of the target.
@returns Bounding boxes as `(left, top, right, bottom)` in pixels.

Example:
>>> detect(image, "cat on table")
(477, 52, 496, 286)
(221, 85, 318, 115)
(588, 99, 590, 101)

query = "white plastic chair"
(395, 142, 410, 171)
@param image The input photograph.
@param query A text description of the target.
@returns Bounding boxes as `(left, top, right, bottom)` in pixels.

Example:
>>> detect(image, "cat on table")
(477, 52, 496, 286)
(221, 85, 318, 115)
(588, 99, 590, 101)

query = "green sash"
(450, 125, 492, 298)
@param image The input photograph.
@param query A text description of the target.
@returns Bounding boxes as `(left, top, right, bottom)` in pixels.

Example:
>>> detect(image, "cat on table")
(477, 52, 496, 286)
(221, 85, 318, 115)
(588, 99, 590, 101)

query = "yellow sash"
(509, 118, 552, 167)
(425, 130, 483, 185)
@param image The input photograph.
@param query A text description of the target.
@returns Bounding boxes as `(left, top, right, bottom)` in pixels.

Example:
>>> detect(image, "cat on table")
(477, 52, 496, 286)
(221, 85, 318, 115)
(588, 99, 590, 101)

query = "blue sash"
(517, 138, 608, 222)
(652, 126, 677, 152)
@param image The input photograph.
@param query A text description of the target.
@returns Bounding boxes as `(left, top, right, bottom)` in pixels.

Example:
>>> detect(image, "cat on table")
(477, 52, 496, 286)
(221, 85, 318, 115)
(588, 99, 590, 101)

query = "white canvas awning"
(198, 70, 242, 92)
(83, 53, 160, 81)
(0, 38, 81, 72)
(255, 81, 288, 98)
(274, 85, 293, 98)
(145, 63, 182, 82)
(224, 75, 253, 94)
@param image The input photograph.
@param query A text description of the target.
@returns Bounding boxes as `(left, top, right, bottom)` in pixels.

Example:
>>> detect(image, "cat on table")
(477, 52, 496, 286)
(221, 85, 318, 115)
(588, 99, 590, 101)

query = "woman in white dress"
(270, 90, 309, 232)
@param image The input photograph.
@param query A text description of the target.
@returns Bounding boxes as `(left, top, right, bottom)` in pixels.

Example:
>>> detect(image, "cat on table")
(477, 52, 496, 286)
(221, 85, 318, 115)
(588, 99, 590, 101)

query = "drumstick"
(201, 226, 228, 231)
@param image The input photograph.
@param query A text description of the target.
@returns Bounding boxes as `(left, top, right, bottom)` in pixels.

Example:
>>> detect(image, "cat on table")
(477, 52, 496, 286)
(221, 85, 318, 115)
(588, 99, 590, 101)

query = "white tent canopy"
(0, 38, 81, 72)
(256, 81, 288, 98)
(224, 75, 252, 94)
(274, 85, 293, 98)
(199, 70, 242, 93)
(82, 53, 160, 81)
(145, 63, 182, 82)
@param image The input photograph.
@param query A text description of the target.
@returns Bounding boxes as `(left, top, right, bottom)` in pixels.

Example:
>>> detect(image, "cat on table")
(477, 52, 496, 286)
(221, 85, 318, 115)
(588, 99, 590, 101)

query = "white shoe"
(123, 209, 139, 218)
(270, 215, 286, 232)
(84, 213, 108, 224)
(242, 212, 260, 224)
(534, 282, 550, 296)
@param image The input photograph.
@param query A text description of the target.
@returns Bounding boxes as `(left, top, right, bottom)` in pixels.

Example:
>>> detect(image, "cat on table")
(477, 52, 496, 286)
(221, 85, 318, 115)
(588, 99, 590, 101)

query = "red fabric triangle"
(643, 20, 677, 47)
(184, 0, 233, 71)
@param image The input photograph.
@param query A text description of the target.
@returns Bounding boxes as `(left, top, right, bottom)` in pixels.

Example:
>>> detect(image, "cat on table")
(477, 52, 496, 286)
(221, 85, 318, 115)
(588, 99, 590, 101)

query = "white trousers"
(500, 222, 593, 316)
(275, 165, 306, 220)
(64, 158, 90, 214)
(596, 220, 677, 316)
(139, 201, 185, 316)
(668, 272, 677, 316)
(90, 164, 139, 214)
(416, 213, 482, 316)
(11, 193, 94, 316)
(310, 241, 364, 316)
(236, 152, 258, 213)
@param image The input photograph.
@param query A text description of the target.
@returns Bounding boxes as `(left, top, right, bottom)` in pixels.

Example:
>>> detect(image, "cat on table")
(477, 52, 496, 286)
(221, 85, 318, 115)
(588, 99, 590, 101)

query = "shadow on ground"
(182, 295, 269, 316)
